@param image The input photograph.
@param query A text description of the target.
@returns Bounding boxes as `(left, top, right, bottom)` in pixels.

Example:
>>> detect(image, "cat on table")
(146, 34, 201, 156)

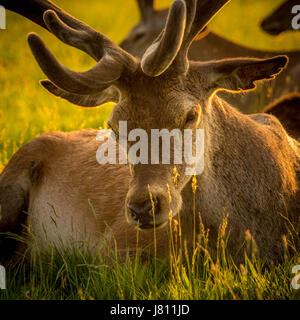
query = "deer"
(0, 0, 299, 266)
(120, 0, 300, 114)
(264, 93, 300, 140)
(261, 0, 300, 35)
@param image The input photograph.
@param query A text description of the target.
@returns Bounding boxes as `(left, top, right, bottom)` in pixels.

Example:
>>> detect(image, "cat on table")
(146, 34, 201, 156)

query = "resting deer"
(0, 0, 299, 265)
(261, 0, 300, 35)
(264, 93, 300, 140)
(120, 0, 300, 113)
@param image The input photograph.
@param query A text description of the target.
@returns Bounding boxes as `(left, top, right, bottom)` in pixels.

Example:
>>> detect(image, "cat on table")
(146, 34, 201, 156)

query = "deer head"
(12, 0, 288, 230)
(261, 0, 299, 35)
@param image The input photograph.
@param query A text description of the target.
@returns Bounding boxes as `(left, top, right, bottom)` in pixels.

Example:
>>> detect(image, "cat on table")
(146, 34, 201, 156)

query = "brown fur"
(0, 131, 171, 262)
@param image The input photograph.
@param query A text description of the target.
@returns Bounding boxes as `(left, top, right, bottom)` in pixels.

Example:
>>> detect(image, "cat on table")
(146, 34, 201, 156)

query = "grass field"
(0, 0, 300, 300)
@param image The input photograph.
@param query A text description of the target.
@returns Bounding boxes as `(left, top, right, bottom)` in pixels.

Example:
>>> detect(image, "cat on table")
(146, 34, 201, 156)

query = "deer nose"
(127, 197, 160, 227)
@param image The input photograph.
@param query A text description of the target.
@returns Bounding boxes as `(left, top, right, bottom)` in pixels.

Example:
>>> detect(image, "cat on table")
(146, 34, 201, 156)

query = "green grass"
(0, 216, 300, 300)
(0, 0, 300, 300)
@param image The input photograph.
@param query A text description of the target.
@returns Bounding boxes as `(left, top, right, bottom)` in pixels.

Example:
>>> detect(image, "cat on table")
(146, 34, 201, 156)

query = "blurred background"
(0, 0, 299, 170)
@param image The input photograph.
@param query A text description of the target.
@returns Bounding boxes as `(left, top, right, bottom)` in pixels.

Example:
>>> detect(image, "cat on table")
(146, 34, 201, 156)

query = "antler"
(3, 0, 138, 105)
(28, 10, 138, 95)
(40, 80, 119, 106)
(1, 0, 101, 61)
(175, 0, 231, 74)
(141, 0, 231, 76)
(141, 0, 187, 77)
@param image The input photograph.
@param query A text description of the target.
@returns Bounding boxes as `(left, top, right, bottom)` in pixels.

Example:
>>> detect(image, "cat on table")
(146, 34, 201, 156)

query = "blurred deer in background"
(0, 0, 299, 265)
(121, 0, 300, 113)
(264, 93, 300, 139)
(261, 0, 300, 35)
(120, 0, 169, 59)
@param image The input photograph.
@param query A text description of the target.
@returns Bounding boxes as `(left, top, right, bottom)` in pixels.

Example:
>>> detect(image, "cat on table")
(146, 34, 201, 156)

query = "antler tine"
(140, 0, 230, 77)
(40, 80, 119, 106)
(137, 0, 154, 21)
(183, 0, 197, 38)
(43, 10, 108, 61)
(29, 11, 138, 94)
(28, 32, 134, 95)
(175, 0, 231, 74)
(141, 0, 187, 77)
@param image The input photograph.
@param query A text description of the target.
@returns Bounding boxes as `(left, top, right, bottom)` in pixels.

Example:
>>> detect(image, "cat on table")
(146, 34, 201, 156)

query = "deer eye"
(185, 110, 198, 125)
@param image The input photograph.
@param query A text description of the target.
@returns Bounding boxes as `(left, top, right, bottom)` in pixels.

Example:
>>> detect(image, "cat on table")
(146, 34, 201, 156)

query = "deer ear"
(208, 55, 288, 94)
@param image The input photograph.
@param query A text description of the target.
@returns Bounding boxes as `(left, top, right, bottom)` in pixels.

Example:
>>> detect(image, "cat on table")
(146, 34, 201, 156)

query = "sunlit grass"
(0, 177, 299, 300)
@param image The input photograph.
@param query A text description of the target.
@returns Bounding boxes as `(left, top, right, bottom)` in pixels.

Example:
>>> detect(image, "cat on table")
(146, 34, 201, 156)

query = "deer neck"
(180, 96, 246, 230)
(181, 94, 298, 232)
